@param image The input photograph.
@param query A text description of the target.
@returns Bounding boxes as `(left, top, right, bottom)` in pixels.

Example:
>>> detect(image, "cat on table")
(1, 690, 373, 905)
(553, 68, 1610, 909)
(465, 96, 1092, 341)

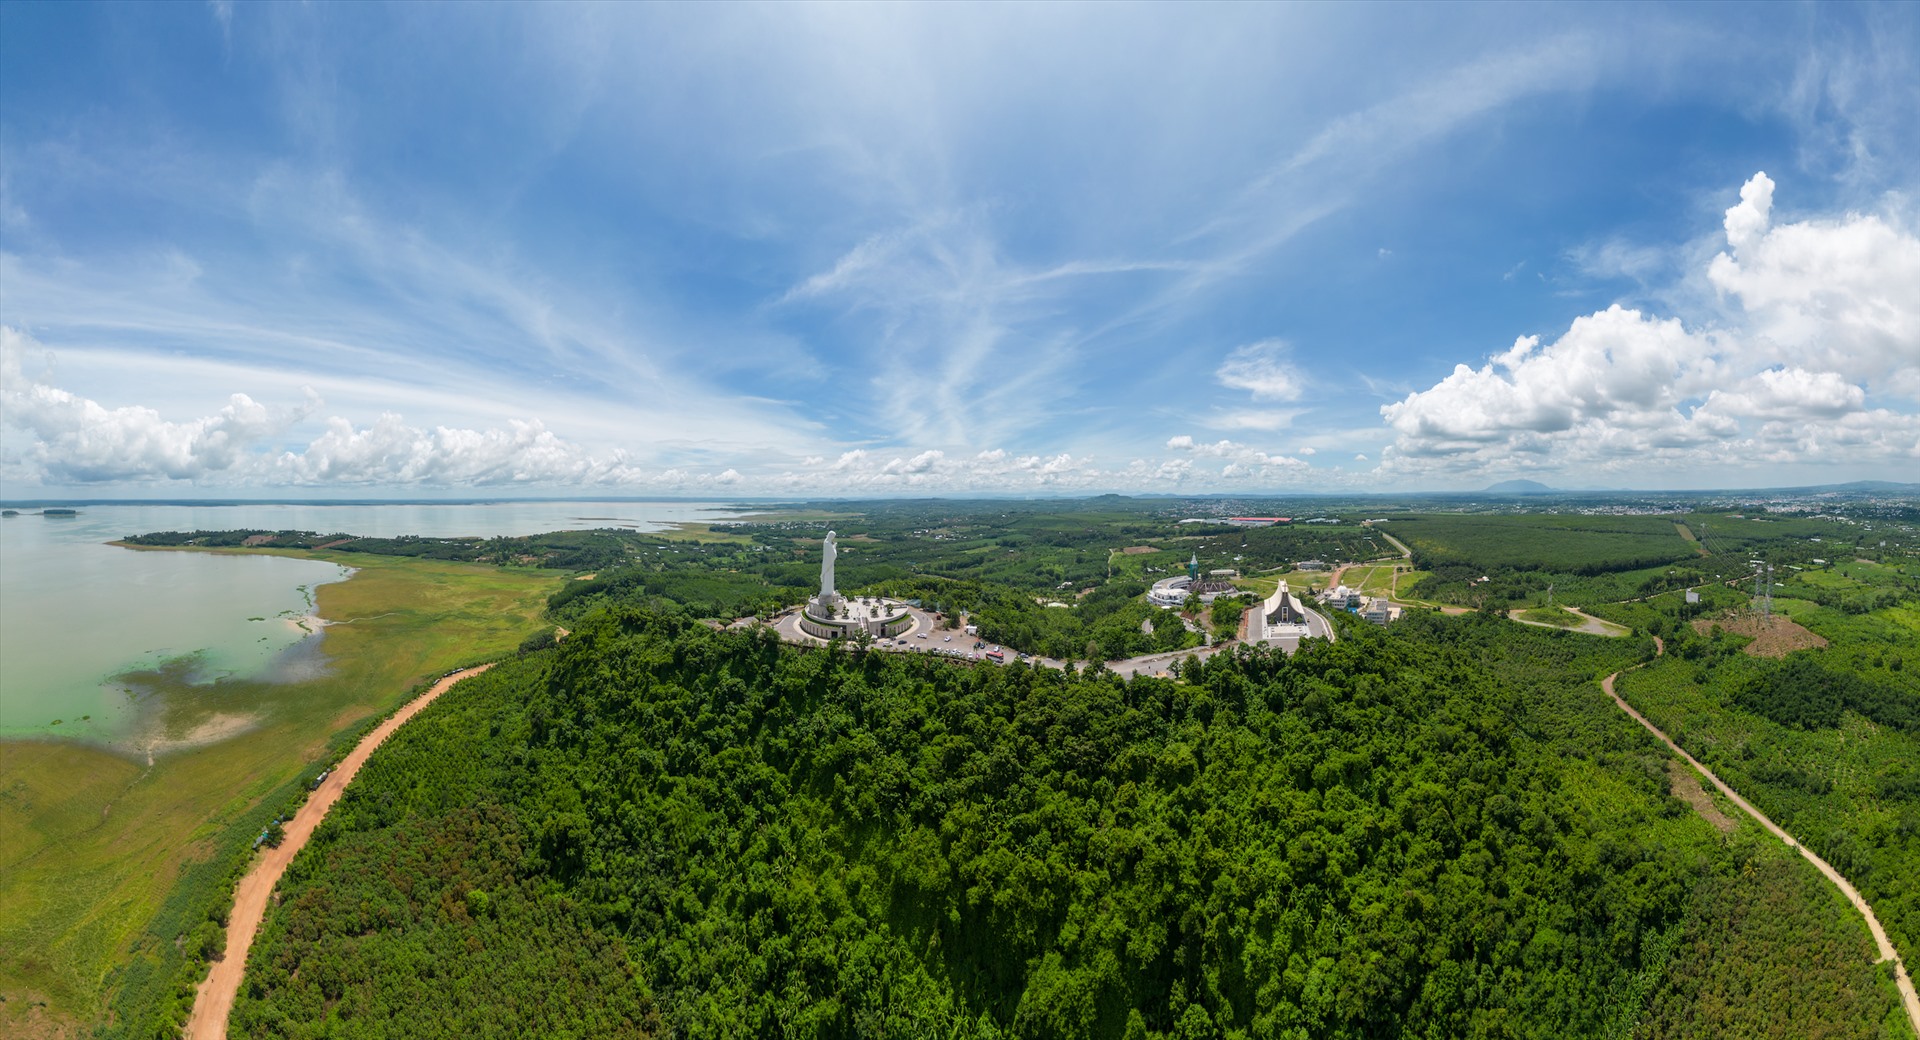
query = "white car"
(944, 635, 952, 642)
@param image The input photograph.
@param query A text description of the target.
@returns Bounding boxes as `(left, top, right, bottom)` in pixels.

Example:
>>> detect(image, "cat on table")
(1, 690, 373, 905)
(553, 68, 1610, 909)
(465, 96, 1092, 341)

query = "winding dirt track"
(1601, 661, 1920, 1034)
(184, 664, 494, 1040)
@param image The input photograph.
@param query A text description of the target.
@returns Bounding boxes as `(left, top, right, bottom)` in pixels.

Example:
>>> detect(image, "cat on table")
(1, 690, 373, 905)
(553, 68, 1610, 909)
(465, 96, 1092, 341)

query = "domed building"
(1147, 553, 1239, 608)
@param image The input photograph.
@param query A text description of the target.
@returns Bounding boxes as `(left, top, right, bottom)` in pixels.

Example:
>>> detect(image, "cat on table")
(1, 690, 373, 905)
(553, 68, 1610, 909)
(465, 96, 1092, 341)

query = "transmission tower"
(1752, 562, 1775, 617)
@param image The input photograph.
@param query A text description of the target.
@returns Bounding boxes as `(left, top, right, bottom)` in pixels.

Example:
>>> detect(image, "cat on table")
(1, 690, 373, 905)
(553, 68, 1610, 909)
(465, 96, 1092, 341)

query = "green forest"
(228, 606, 1910, 1039)
(98, 497, 1920, 1039)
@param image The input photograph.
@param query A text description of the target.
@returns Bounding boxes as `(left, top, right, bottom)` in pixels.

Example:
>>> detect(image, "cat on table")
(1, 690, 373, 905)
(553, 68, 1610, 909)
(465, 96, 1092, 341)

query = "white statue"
(821, 530, 837, 599)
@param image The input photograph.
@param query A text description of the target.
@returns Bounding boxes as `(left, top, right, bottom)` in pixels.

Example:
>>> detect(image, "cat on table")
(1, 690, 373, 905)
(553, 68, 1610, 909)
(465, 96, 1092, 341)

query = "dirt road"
(1510, 606, 1630, 637)
(1600, 666, 1920, 1034)
(184, 664, 495, 1040)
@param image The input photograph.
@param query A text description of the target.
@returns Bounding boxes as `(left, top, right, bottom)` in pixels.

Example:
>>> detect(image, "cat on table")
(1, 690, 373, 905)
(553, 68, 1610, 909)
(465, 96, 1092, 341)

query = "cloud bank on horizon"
(1, 3, 1915, 497)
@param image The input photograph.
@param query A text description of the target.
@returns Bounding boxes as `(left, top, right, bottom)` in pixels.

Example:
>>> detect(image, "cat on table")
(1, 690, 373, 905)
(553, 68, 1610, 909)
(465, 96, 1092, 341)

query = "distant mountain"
(1826, 480, 1920, 493)
(1482, 479, 1559, 495)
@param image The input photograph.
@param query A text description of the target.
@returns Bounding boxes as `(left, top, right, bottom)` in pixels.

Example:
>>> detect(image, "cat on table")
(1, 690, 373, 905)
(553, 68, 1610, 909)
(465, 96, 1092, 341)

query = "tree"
(190, 920, 225, 962)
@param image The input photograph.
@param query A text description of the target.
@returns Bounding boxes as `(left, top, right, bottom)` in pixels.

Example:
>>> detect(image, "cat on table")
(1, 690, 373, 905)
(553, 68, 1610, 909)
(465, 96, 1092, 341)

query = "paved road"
(765, 601, 1335, 679)
(1602, 662, 1920, 1035)
(1373, 527, 1414, 561)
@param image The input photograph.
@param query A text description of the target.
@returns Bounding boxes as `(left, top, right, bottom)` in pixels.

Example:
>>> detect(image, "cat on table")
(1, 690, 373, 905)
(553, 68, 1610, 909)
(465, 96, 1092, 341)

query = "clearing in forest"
(1691, 612, 1829, 657)
(1674, 521, 1709, 556)
(1666, 760, 1736, 833)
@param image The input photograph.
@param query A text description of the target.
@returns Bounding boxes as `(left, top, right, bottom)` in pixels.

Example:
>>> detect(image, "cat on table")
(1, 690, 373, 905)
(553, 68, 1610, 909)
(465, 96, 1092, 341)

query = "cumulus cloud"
(272, 414, 646, 486)
(2, 326, 318, 482)
(1166, 433, 1311, 480)
(2, 328, 1339, 494)
(1704, 367, 1865, 419)
(1379, 174, 1920, 479)
(1383, 306, 1721, 454)
(1707, 171, 1920, 398)
(0, 325, 651, 487)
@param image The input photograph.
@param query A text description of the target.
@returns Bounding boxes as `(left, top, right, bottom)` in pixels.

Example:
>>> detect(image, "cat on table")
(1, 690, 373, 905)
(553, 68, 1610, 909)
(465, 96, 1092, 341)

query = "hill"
(226, 609, 1905, 1039)
(1482, 479, 1559, 495)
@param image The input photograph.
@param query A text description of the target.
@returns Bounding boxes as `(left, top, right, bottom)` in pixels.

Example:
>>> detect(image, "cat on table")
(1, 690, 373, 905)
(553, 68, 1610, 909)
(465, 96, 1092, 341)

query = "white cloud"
(1704, 367, 1865, 419)
(773, 211, 1101, 448)
(1378, 173, 1920, 481)
(1566, 237, 1668, 284)
(2, 327, 317, 482)
(1707, 171, 1920, 397)
(1382, 305, 1719, 452)
(2, 327, 1342, 494)
(1166, 433, 1311, 481)
(1, 325, 648, 488)
(1201, 409, 1301, 432)
(274, 414, 643, 486)
(1215, 339, 1305, 401)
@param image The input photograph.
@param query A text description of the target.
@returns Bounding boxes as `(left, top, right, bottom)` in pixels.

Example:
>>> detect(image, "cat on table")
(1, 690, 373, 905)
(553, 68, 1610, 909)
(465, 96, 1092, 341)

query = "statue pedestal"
(798, 594, 911, 642)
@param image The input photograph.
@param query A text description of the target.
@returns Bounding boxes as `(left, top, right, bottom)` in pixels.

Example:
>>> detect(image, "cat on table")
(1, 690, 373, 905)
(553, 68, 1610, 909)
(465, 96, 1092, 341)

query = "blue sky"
(2, 2, 1916, 497)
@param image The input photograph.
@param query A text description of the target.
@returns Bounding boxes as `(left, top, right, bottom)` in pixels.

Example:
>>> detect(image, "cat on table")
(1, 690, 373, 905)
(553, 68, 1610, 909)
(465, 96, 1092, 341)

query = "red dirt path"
(184, 664, 493, 1040)
(1601, 663, 1919, 1034)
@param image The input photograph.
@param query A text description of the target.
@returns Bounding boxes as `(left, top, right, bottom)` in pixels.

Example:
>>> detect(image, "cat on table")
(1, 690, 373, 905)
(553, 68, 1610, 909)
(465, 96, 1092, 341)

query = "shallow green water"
(0, 511, 349, 741)
(0, 501, 743, 742)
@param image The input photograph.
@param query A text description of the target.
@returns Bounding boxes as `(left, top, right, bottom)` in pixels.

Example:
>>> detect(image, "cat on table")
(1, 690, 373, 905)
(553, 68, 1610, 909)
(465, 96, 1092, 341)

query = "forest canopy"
(231, 607, 1904, 1039)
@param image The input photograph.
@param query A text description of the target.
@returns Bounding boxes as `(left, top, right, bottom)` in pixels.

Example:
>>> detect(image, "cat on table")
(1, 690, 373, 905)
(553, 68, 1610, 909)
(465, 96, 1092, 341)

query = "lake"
(0, 501, 752, 742)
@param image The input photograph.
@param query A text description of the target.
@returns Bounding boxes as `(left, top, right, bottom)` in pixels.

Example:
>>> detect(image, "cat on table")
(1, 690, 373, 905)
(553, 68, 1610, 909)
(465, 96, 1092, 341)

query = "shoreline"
(0, 547, 358, 756)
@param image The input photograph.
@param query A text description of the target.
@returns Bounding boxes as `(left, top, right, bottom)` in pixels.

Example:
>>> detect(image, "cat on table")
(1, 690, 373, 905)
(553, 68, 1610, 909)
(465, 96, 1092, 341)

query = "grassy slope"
(1517, 606, 1585, 628)
(0, 551, 564, 1038)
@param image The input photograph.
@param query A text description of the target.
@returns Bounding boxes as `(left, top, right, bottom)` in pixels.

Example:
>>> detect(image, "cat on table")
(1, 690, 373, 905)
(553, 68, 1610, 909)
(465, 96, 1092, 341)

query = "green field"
(1516, 605, 1584, 628)
(0, 551, 565, 1039)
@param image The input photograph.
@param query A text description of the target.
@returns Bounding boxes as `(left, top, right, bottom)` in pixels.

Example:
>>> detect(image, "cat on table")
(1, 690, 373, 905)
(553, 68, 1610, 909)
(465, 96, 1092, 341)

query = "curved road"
(1601, 663, 1920, 1034)
(1510, 606, 1630, 637)
(185, 664, 495, 1040)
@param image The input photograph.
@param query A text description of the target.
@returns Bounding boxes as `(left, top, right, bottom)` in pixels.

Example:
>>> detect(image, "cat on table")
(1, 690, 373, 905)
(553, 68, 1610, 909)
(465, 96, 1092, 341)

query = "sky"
(1, 2, 1917, 498)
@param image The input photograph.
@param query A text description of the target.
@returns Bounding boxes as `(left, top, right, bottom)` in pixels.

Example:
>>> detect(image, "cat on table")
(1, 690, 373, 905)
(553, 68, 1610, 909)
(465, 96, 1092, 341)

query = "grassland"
(1516, 605, 1584, 627)
(0, 550, 565, 1039)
